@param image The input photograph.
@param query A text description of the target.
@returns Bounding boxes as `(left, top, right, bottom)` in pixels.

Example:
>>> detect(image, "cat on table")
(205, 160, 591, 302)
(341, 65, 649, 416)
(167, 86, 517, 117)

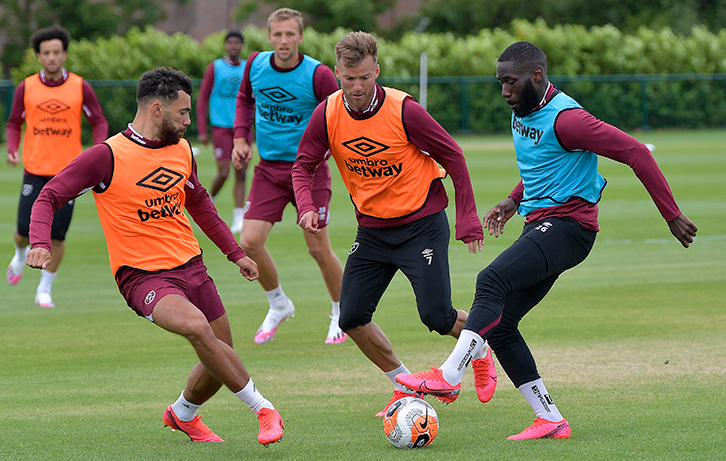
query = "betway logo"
(258, 106, 303, 125)
(512, 118, 544, 145)
(137, 192, 183, 222)
(137, 202, 183, 222)
(344, 159, 402, 177)
(33, 127, 72, 137)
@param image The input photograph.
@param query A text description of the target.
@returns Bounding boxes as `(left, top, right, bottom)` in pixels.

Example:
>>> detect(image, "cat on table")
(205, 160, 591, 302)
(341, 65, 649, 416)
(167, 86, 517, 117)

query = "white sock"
(330, 300, 340, 318)
(10, 244, 28, 272)
(471, 340, 490, 361)
(171, 391, 201, 422)
(384, 363, 412, 392)
(233, 207, 245, 220)
(14, 243, 29, 260)
(265, 285, 289, 310)
(208, 191, 216, 203)
(37, 269, 57, 294)
(518, 378, 564, 422)
(439, 330, 484, 385)
(235, 379, 274, 412)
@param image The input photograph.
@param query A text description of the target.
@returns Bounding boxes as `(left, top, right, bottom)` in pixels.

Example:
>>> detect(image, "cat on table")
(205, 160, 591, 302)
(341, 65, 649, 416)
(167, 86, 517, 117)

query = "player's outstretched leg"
(396, 367, 460, 404)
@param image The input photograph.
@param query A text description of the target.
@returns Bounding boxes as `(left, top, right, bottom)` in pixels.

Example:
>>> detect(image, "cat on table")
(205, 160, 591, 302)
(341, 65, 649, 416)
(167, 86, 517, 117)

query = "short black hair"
(498, 41, 547, 73)
(225, 30, 244, 43)
(136, 67, 193, 106)
(31, 26, 71, 53)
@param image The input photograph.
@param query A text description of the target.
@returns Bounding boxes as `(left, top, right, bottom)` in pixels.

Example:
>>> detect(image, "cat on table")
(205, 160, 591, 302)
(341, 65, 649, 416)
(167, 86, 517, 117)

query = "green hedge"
(9, 20, 726, 136)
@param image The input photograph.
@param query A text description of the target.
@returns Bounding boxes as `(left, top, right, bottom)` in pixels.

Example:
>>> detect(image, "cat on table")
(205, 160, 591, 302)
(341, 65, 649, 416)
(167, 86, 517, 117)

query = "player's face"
(335, 55, 380, 112)
(37, 39, 66, 78)
(225, 36, 243, 61)
(158, 91, 192, 146)
(496, 61, 541, 117)
(268, 18, 303, 68)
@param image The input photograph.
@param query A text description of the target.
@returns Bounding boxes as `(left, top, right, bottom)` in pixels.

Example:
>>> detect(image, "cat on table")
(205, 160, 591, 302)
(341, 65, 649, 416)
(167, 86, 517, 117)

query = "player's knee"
(420, 309, 453, 335)
(475, 266, 507, 302)
(184, 317, 217, 346)
(338, 307, 369, 333)
(307, 244, 334, 265)
(239, 235, 264, 255)
(338, 314, 360, 333)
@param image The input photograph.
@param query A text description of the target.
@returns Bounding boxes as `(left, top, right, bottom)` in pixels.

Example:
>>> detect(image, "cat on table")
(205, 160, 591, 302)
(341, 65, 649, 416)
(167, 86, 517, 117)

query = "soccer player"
(197, 30, 248, 234)
(292, 31, 497, 417)
(26, 67, 284, 446)
(231, 8, 346, 345)
(5, 25, 108, 307)
(396, 41, 698, 440)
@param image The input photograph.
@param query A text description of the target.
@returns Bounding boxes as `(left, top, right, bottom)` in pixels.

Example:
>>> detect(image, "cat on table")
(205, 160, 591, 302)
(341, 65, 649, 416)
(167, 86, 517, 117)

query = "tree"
(235, 0, 395, 34)
(0, 0, 169, 77)
(417, 0, 726, 36)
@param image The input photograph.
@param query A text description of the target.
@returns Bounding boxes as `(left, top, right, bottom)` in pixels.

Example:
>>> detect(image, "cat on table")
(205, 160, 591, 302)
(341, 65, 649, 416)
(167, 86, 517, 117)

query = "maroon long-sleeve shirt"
(29, 126, 246, 280)
(6, 70, 108, 156)
(233, 51, 339, 141)
(292, 84, 483, 243)
(508, 83, 681, 232)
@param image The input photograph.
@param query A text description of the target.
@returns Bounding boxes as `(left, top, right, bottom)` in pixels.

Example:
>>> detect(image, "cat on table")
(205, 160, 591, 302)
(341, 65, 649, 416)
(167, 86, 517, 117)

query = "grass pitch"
(1, 129, 724, 460)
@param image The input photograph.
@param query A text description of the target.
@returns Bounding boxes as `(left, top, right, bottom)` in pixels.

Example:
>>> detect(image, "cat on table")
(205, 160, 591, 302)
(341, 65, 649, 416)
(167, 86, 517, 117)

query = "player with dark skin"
(197, 31, 248, 232)
(397, 41, 697, 440)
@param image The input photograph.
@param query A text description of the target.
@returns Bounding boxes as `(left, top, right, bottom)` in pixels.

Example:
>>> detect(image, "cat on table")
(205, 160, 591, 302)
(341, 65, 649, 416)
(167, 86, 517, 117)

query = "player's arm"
(184, 155, 258, 279)
(402, 97, 484, 251)
(232, 52, 258, 168)
(292, 102, 330, 233)
(27, 144, 113, 269)
(6, 81, 26, 166)
(313, 64, 340, 102)
(556, 109, 697, 247)
(184, 154, 249, 255)
(81, 81, 109, 144)
(196, 62, 215, 144)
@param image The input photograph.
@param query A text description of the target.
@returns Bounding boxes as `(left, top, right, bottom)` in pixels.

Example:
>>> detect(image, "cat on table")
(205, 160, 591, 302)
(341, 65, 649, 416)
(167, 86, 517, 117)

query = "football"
(383, 396, 439, 448)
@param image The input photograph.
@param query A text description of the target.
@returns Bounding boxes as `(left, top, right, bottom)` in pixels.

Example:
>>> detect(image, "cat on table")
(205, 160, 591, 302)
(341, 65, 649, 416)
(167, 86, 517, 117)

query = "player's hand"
(467, 238, 484, 254)
(26, 247, 52, 270)
(298, 210, 320, 234)
(198, 133, 209, 146)
(668, 213, 698, 248)
(7, 151, 19, 167)
(232, 138, 252, 169)
(235, 256, 259, 281)
(483, 197, 518, 238)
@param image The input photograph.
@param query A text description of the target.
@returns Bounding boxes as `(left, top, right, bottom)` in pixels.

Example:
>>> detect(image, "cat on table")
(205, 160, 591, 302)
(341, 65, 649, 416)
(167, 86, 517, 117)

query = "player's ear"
(151, 100, 163, 117)
(532, 66, 544, 83)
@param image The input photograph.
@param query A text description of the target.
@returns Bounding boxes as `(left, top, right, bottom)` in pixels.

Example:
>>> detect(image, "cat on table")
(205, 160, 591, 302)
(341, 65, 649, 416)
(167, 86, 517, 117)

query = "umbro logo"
(342, 137, 389, 157)
(260, 86, 297, 103)
(37, 99, 70, 115)
(224, 75, 241, 86)
(137, 167, 184, 192)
